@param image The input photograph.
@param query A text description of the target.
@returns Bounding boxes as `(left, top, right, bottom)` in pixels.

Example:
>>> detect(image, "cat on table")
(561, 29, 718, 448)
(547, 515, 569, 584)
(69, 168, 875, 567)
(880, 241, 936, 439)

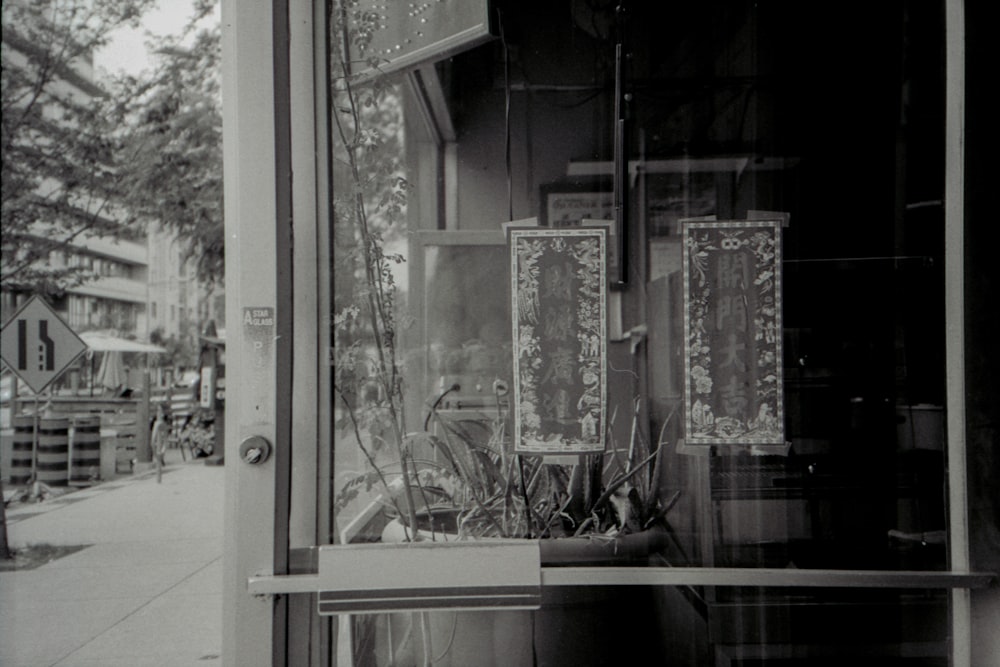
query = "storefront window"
(329, 0, 967, 662)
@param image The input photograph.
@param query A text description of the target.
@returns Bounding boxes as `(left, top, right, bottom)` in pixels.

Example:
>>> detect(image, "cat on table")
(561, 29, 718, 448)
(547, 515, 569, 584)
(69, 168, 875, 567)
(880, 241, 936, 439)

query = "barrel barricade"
(36, 416, 70, 486)
(9, 415, 35, 486)
(70, 415, 102, 484)
(8, 415, 71, 486)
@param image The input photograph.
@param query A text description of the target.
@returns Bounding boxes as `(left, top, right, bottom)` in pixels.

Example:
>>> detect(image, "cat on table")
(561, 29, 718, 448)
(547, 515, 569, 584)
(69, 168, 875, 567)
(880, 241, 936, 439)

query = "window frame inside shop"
(273, 0, 987, 580)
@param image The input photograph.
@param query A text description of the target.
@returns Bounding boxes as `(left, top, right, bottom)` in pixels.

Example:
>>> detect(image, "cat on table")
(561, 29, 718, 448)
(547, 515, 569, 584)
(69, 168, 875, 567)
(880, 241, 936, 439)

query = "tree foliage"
(113, 1, 223, 287)
(1, 0, 156, 294)
(149, 324, 198, 371)
(1, 0, 224, 297)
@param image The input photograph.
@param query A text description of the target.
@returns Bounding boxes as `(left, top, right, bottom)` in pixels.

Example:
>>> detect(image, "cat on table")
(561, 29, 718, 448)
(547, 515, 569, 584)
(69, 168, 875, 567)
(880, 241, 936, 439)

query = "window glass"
(333, 0, 947, 564)
(330, 0, 951, 660)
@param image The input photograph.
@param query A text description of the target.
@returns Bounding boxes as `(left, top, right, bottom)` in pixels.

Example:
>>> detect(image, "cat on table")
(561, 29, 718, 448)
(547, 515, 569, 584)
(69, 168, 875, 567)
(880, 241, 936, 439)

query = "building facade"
(145, 222, 225, 350)
(1, 4, 222, 352)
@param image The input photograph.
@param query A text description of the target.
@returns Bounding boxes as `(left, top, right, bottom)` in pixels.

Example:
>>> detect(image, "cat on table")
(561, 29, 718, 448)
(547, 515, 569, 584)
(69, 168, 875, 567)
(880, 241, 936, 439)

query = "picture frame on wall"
(540, 179, 614, 228)
(645, 171, 717, 237)
(540, 179, 621, 287)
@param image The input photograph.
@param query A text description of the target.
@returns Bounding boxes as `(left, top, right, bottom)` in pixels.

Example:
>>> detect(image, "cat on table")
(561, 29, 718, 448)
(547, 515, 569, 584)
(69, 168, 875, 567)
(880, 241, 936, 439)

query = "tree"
(113, 1, 223, 287)
(1, 0, 156, 294)
(149, 324, 198, 371)
(331, 0, 419, 536)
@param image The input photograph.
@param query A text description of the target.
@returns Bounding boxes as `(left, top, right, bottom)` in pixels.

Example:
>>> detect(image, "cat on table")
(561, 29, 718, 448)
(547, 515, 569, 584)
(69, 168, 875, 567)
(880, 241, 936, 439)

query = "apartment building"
(1, 4, 222, 347)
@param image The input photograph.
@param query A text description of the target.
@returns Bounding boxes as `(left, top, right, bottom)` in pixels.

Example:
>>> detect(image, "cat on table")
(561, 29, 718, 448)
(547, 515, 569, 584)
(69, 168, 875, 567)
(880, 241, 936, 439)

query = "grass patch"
(0, 543, 91, 571)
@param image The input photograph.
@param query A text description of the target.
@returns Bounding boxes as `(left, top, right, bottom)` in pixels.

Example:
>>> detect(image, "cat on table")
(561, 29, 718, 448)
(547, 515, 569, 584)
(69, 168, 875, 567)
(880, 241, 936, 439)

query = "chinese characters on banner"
(682, 220, 785, 445)
(510, 228, 607, 454)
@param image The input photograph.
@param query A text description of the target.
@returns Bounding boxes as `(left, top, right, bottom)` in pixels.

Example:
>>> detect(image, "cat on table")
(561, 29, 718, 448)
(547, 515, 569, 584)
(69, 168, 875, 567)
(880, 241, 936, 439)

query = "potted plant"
(372, 399, 680, 554)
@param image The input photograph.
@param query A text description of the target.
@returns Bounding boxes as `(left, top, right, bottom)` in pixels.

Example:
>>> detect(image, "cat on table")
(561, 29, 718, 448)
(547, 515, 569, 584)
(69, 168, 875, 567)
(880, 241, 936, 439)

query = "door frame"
(221, 1, 982, 665)
(220, 0, 295, 664)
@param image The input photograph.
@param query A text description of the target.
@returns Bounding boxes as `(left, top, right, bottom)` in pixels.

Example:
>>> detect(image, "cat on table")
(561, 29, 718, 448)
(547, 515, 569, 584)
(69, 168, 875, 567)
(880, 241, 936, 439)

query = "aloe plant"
(415, 394, 678, 542)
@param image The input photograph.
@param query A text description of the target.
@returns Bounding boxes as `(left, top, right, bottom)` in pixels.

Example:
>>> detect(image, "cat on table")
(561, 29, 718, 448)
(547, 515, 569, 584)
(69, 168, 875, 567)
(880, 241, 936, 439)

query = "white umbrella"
(79, 331, 167, 354)
(94, 350, 126, 392)
(81, 332, 166, 395)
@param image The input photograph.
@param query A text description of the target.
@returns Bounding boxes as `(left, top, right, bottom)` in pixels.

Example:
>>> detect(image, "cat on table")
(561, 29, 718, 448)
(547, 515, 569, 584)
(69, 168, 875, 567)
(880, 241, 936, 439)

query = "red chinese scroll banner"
(682, 220, 785, 446)
(510, 228, 607, 455)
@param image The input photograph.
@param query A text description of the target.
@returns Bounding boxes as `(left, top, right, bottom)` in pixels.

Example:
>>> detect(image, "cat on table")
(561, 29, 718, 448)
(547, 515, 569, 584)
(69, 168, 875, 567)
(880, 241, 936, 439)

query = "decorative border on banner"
(681, 220, 785, 446)
(510, 227, 607, 455)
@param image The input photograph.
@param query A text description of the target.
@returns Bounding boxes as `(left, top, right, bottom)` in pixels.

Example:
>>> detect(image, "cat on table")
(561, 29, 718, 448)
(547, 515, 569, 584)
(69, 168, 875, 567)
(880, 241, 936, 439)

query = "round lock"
(239, 436, 272, 465)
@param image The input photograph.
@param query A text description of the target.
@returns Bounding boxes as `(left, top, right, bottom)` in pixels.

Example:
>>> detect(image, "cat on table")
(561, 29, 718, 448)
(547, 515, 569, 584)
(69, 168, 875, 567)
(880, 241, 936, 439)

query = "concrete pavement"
(1, 451, 223, 666)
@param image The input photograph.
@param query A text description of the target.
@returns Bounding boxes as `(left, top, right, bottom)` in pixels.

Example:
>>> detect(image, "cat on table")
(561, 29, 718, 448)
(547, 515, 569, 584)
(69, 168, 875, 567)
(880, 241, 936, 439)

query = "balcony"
(72, 276, 146, 304)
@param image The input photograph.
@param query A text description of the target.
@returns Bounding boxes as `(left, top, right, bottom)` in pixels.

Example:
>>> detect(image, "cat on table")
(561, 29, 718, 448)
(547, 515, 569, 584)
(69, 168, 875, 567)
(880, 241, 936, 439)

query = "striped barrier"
(36, 416, 70, 486)
(70, 415, 102, 484)
(10, 415, 35, 485)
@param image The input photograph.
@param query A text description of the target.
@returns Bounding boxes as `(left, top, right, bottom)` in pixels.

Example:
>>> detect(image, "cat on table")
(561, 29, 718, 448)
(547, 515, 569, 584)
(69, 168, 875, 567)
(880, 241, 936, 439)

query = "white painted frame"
(221, 0, 285, 664)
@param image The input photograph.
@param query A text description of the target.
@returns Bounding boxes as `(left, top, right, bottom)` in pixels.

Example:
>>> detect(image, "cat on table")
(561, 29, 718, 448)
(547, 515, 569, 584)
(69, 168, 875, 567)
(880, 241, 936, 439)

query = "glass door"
(223, 1, 992, 665)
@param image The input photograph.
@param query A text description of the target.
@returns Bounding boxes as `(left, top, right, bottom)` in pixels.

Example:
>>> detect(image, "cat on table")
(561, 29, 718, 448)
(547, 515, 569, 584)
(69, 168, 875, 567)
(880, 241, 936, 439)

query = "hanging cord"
(499, 6, 526, 534)
(612, 1, 629, 286)
(497, 7, 513, 221)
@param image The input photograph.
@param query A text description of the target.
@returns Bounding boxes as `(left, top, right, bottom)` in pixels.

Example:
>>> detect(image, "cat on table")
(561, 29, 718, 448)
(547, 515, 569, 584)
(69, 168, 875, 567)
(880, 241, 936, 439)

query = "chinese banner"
(510, 228, 607, 454)
(682, 220, 785, 445)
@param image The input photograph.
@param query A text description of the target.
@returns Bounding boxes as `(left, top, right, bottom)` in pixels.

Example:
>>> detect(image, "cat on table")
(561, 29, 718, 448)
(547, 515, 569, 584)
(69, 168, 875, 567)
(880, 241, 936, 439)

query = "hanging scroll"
(682, 220, 785, 446)
(510, 228, 607, 455)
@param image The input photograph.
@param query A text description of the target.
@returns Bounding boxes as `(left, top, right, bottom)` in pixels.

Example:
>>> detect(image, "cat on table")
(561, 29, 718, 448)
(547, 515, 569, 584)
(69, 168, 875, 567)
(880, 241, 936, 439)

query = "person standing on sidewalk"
(150, 401, 169, 483)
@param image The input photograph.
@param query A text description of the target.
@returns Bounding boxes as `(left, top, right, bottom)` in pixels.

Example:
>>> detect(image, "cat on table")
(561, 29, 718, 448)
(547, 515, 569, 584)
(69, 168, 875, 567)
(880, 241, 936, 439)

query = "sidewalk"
(1, 452, 223, 666)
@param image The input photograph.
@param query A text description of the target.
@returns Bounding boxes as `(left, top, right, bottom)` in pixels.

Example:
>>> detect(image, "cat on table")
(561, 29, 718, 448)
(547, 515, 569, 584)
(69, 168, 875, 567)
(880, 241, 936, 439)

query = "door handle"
(239, 436, 271, 465)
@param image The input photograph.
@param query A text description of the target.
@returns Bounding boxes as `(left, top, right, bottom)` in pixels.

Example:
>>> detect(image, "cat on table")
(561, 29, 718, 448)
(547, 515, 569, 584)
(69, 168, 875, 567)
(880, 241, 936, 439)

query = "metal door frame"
(221, 1, 983, 665)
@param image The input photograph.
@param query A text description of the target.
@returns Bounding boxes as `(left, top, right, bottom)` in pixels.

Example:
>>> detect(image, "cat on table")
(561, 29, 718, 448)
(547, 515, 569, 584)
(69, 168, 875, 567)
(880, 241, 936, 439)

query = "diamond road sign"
(1, 296, 88, 394)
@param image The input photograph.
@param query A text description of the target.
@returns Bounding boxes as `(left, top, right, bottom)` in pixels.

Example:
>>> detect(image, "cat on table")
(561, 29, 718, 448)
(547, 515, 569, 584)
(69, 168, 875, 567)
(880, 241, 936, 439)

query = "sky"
(93, 0, 218, 79)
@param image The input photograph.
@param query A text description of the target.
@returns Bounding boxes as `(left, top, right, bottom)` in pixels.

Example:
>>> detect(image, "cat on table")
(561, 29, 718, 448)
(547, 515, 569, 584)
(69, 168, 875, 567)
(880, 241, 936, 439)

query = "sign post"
(199, 319, 226, 465)
(1, 296, 88, 493)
